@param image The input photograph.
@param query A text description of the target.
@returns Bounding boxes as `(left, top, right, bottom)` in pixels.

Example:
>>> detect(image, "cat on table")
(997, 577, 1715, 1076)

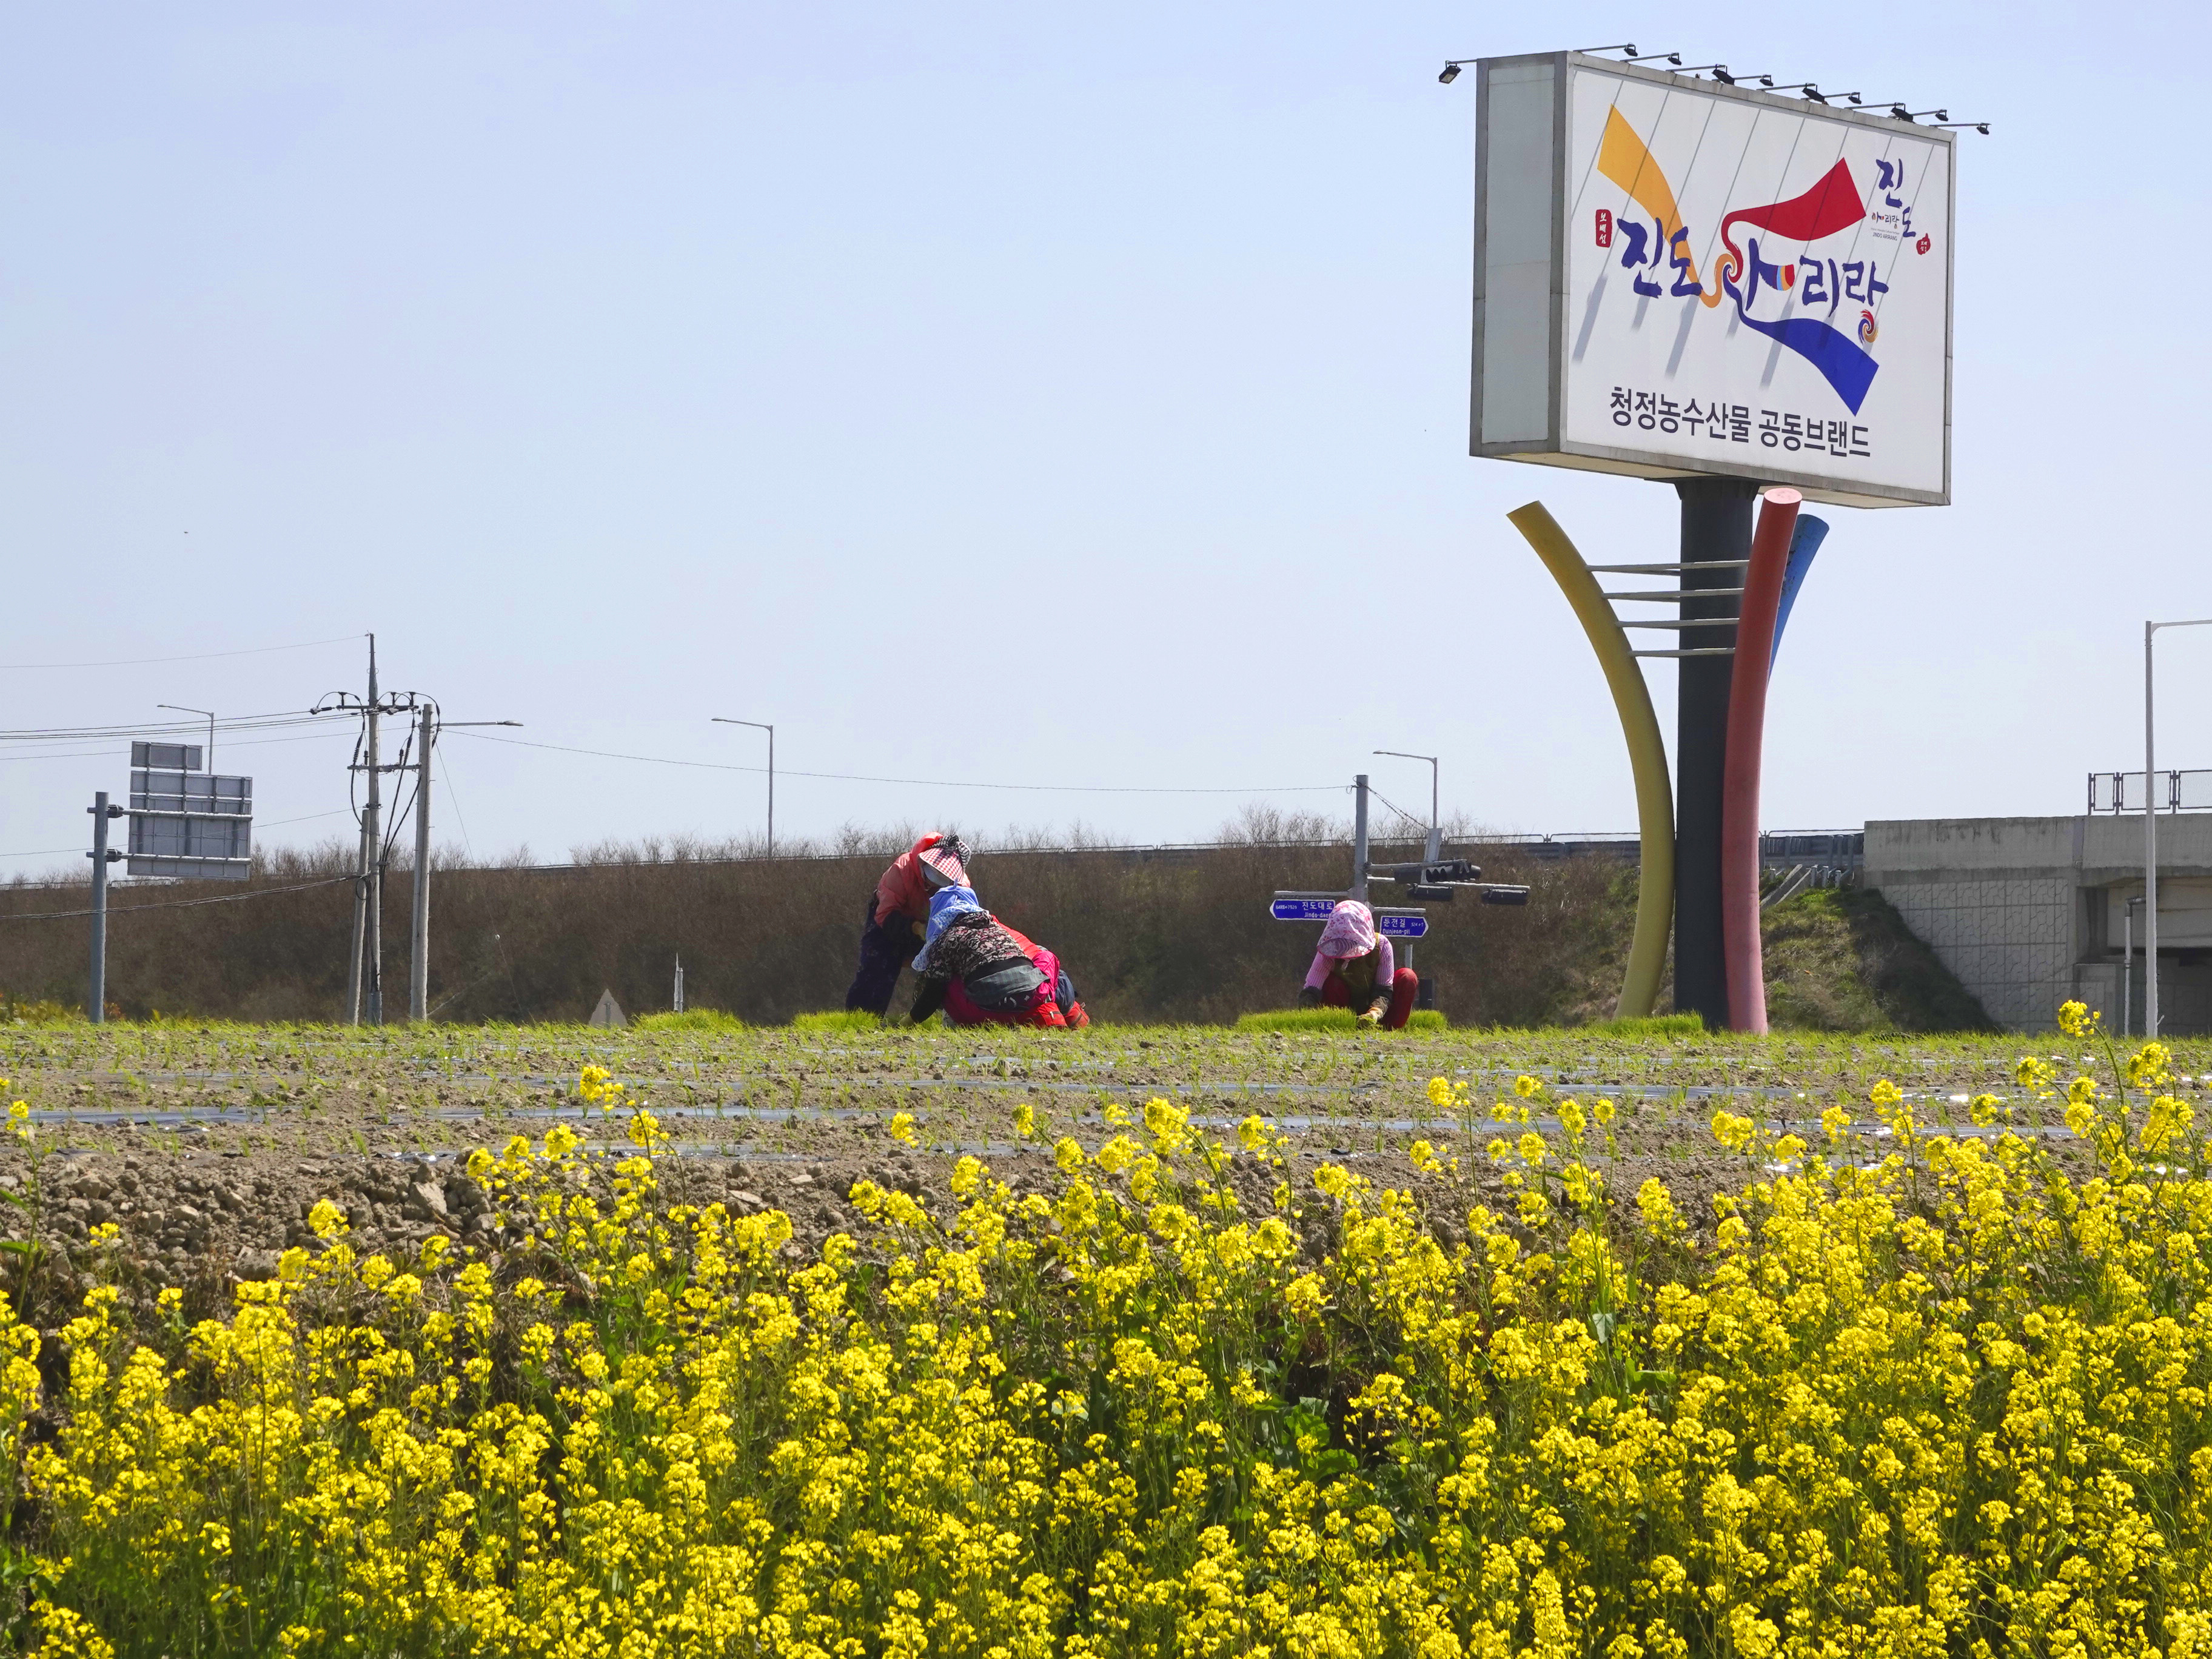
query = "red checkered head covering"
(918, 836, 970, 891)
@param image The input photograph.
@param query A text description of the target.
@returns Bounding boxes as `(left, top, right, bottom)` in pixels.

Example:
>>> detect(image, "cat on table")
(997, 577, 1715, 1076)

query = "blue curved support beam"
(1770, 513, 1831, 669)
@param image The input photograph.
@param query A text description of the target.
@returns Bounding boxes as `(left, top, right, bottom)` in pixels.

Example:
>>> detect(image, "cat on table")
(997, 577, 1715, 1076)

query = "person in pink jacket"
(1298, 899, 1418, 1029)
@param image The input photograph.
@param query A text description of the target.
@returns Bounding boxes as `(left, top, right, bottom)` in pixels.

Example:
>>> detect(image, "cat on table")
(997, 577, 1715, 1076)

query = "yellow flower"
(1513, 1074, 1542, 1099)
(1012, 1102, 1036, 1139)
(1710, 1110, 1755, 1153)
(2057, 999, 2097, 1037)
(307, 1200, 348, 1239)
(1053, 1138, 1085, 1173)
(2129, 1042, 2175, 1090)
(1141, 1096, 1190, 1153)
(888, 1112, 919, 1147)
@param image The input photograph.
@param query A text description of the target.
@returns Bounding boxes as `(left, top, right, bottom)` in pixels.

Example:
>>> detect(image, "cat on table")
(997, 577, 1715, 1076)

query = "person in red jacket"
(844, 833, 971, 1016)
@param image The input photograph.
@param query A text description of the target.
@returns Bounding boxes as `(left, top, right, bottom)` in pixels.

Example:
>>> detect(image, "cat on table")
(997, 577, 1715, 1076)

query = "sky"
(2, 1, 2207, 880)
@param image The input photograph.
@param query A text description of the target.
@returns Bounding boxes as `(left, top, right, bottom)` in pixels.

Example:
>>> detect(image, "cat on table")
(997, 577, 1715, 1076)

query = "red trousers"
(944, 945, 1070, 1028)
(1319, 967, 1419, 1030)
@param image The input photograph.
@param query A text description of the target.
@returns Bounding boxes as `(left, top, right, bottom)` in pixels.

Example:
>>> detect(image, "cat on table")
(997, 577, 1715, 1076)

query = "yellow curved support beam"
(1506, 501, 1675, 1020)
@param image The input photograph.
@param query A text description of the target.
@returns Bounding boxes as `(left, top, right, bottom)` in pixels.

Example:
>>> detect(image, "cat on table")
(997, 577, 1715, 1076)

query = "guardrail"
(2088, 771, 2212, 814)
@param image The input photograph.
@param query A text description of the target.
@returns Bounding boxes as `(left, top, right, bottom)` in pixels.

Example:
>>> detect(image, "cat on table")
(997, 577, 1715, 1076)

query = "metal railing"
(2088, 770, 2212, 814)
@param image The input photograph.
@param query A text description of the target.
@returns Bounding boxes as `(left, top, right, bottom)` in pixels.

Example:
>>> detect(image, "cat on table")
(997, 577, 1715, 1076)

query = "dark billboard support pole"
(1673, 477, 1755, 1028)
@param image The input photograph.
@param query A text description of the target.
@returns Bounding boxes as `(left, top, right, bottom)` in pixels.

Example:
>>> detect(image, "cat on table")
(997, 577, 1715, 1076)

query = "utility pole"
(363, 651, 384, 1026)
(1351, 773, 1370, 902)
(408, 699, 435, 1022)
(86, 792, 123, 1023)
(340, 635, 389, 1025)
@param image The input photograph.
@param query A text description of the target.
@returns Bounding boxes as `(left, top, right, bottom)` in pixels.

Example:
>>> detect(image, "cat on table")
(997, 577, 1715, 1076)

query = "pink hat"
(1317, 900, 1376, 959)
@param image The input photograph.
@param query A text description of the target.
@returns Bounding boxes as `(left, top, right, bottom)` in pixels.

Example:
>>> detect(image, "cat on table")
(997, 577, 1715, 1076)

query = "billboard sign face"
(126, 766, 252, 880)
(1470, 53, 1954, 508)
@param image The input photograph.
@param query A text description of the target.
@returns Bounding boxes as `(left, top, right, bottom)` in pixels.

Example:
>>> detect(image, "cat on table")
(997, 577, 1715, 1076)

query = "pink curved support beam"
(1720, 488, 1803, 1035)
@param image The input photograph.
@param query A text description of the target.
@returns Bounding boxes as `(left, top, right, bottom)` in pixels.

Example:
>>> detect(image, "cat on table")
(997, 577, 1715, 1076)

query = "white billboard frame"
(1469, 52, 1955, 509)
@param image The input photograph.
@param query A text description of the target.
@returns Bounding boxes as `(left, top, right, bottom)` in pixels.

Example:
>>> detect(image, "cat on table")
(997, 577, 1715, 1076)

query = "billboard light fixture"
(1625, 50, 1682, 65)
(1900, 107, 1948, 122)
(1679, 64, 1771, 87)
(1933, 120, 1991, 134)
(1575, 42, 1638, 56)
(1438, 60, 1466, 82)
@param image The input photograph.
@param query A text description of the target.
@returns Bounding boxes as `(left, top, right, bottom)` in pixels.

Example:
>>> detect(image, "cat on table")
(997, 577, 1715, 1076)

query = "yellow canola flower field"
(12, 1009, 2212, 1657)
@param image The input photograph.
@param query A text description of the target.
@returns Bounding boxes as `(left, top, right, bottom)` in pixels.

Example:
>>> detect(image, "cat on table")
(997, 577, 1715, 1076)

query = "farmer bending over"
(908, 886, 1088, 1028)
(845, 832, 971, 1016)
(1299, 899, 1417, 1030)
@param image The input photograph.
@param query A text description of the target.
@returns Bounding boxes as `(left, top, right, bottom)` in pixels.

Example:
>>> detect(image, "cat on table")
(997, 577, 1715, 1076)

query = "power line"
(0, 634, 363, 672)
(0, 711, 350, 744)
(0, 730, 358, 766)
(442, 729, 1344, 795)
(0, 873, 356, 923)
(0, 806, 353, 861)
(1367, 785, 1432, 836)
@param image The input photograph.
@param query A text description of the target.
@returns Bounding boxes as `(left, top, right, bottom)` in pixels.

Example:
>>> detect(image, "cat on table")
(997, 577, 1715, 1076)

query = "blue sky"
(2, 2, 2204, 875)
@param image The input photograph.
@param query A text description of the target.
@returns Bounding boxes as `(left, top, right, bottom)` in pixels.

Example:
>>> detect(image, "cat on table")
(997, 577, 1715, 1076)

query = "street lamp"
(711, 717, 774, 859)
(1373, 750, 1441, 860)
(2144, 618, 2212, 1037)
(157, 703, 216, 769)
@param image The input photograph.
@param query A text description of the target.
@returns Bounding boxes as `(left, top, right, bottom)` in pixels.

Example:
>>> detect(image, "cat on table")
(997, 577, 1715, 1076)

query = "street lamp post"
(157, 704, 216, 769)
(2125, 894, 2145, 1037)
(712, 717, 775, 858)
(2145, 618, 2212, 1039)
(1373, 750, 1441, 861)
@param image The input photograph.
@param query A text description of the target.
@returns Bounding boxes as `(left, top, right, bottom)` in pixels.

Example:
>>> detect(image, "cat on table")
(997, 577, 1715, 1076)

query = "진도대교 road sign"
(1269, 897, 1429, 938)
(1469, 53, 1954, 507)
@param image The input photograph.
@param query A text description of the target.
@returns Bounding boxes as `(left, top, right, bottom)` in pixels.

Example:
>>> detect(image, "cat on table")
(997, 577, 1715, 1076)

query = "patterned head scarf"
(1316, 899, 1378, 959)
(913, 884, 988, 972)
(919, 836, 970, 890)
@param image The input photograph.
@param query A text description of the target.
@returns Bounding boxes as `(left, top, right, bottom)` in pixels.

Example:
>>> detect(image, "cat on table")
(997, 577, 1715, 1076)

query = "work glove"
(1357, 1008, 1383, 1027)
(1298, 986, 1322, 1010)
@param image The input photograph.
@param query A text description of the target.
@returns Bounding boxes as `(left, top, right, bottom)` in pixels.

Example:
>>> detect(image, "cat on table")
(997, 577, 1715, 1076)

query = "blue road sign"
(1270, 898, 1338, 921)
(1378, 914, 1427, 939)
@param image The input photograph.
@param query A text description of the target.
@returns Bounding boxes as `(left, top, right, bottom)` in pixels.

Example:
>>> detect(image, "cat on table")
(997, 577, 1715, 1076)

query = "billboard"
(126, 765, 253, 880)
(1470, 53, 1954, 508)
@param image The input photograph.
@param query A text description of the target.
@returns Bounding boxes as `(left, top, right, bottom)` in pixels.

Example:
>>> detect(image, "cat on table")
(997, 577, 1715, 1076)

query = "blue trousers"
(845, 899, 920, 1015)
